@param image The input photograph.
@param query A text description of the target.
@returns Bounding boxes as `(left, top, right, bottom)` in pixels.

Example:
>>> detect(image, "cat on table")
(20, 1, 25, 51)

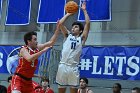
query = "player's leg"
(70, 87, 77, 93)
(56, 64, 68, 93)
(11, 75, 22, 93)
(58, 86, 67, 93)
(68, 66, 79, 93)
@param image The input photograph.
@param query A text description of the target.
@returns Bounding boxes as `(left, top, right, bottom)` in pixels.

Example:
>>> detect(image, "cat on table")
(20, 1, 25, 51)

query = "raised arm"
(37, 21, 60, 50)
(59, 13, 73, 38)
(81, 2, 90, 45)
(20, 46, 51, 62)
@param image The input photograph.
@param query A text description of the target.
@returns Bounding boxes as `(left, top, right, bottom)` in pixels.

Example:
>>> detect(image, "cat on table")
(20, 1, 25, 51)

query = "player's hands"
(42, 46, 52, 52)
(67, 13, 74, 16)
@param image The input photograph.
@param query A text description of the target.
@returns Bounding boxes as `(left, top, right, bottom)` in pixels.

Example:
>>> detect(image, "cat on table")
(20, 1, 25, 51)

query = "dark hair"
(41, 78, 49, 83)
(80, 77, 88, 84)
(132, 87, 140, 92)
(41, 77, 50, 87)
(114, 83, 122, 90)
(72, 21, 84, 35)
(7, 76, 12, 82)
(24, 31, 37, 45)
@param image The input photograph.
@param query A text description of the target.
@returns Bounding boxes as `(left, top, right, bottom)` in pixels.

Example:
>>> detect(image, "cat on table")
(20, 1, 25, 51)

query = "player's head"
(79, 77, 88, 89)
(71, 22, 84, 36)
(113, 83, 122, 93)
(24, 31, 38, 49)
(132, 87, 140, 93)
(41, 77, 50, 87)
(7, 76, 12, 84)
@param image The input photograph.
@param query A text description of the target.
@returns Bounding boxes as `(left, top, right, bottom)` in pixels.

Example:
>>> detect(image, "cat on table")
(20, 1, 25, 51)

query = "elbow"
(59, 22, 62, 25)
(59, 23, 63, 28)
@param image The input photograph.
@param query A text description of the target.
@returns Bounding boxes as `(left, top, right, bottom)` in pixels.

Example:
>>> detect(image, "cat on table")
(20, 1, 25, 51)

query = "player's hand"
(42, 46, 52, 52)
(67, 13, 74, 16)
(81, 2, 86, 10)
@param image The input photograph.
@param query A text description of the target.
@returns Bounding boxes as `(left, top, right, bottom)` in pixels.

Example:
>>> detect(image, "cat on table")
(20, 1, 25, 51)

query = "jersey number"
(31, 61, 34, 67)
(71, 42, 76, 49)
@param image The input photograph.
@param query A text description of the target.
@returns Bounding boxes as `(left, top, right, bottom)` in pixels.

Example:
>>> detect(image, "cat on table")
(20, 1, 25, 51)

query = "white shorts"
(56, 63, 79, 86)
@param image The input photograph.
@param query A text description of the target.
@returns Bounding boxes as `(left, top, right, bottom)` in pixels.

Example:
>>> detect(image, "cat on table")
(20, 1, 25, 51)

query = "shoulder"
(87, 89, 94, 93)
(63, 33, 72, 42)
(66, 33, 72, 37)
(77, 89, 81, 93)
(20, 47, 28, 53)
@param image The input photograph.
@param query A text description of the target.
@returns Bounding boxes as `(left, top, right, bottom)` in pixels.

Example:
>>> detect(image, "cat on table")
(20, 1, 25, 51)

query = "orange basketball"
(65, 1, 78, 13)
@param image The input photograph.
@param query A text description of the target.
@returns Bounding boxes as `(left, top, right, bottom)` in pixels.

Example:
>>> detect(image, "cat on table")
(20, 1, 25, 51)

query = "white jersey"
(60, 34, 82, 65)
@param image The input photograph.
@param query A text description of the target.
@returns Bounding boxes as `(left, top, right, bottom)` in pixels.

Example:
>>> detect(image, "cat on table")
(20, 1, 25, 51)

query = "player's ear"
(80, 30, 83, 34)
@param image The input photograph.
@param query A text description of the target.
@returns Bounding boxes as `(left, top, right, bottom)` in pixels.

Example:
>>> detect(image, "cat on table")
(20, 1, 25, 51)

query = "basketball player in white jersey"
(56, 2, 90, 93)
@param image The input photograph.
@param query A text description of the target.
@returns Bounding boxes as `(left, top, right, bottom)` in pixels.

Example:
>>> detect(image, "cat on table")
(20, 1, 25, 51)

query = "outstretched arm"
(20, 46, 51, 62)
(59, 13, 73, 38)
(38, 21, 60, 50)
(81, 2, 90, 45)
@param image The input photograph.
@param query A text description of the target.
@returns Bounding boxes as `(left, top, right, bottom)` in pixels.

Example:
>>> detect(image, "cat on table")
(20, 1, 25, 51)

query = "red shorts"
(11, 75, 34, 93)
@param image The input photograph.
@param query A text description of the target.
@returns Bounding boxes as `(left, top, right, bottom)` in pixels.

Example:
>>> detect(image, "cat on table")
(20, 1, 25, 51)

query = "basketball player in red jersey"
(11, 22, 60, 93)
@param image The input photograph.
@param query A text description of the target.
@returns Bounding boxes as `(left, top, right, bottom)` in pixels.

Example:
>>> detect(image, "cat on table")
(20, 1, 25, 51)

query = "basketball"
(65, 1, 78, 13)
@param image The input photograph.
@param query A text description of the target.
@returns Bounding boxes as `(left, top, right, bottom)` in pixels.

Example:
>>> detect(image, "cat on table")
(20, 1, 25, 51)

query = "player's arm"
(37, 21, 60, 50)
(59, 13, 73, 38)
(33, 74, 43, 78)
(20, 46, 51, 62)
(33, 74, 40, 77)
(81, 2, 90, 45)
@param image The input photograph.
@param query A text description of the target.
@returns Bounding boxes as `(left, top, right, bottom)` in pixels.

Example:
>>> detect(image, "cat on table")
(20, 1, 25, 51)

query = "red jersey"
(46, 88, 54, 93)
(15, 46, 39, 78)
(32, 81, 40, 89)
(35, 88, 54, 93)
(34, 88, 44, 93)
(32, 81, 43, 93)
(77, 88, 91, 93)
